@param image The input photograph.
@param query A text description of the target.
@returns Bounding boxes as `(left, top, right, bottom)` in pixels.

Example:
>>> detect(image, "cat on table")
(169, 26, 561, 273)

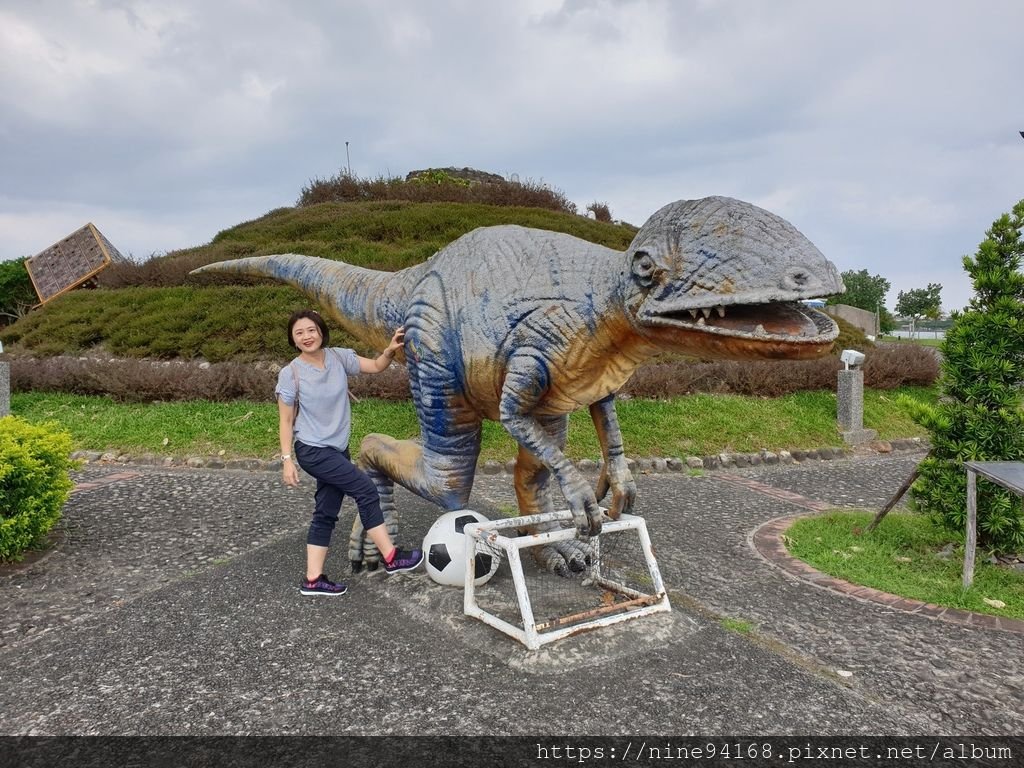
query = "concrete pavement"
(1, 450, 1022, 739)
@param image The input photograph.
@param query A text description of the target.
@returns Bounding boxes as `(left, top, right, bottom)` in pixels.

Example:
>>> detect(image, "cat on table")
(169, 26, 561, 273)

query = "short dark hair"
(287, 309, 330, 350)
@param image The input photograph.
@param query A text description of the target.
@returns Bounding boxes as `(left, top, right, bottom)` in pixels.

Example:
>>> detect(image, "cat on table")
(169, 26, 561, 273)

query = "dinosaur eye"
(631, 250, 657, 285)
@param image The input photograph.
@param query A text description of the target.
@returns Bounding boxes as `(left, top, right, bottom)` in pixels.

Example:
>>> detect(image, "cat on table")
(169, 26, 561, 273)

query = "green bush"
(904, 200, 1024, 553)
(0, 416, 77, 561)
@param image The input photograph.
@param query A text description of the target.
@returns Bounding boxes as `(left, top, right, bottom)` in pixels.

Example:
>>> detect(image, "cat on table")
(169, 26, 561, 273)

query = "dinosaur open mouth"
(641, 301, 838, 343)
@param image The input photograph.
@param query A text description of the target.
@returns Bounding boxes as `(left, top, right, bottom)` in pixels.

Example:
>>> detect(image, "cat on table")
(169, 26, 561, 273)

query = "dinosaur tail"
(191, 254, 412, 349)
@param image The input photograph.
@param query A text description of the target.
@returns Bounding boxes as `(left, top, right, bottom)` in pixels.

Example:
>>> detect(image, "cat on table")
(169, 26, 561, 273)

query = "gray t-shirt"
(275, 348, 361, 450)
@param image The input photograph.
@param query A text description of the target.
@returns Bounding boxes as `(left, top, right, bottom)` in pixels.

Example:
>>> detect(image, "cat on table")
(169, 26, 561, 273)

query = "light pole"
(345, 141, 351, 176)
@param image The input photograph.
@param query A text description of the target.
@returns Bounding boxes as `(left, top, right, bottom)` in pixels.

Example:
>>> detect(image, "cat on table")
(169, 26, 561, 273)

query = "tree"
(901, 200, 1024, 553)
(828, 269, 895, 333)
(829, 269, 889, 310)
(586, 201, 613, 222)
(895, 283, 942, 337)
(0, 258, 38, 323)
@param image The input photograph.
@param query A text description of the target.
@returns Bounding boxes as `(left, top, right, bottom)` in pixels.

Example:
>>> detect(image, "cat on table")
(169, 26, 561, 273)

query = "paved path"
(1, 451, 1022, 737)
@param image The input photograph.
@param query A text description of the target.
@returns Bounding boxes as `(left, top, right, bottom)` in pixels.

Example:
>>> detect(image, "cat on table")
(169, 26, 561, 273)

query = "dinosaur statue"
(193, 196, 843, 572)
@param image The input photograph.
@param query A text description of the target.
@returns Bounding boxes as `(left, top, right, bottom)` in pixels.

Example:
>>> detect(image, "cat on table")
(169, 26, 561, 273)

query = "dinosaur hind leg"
(352, 429, 481, 570)
(351, 347, 483, 570)
(350, 297, 485, 571)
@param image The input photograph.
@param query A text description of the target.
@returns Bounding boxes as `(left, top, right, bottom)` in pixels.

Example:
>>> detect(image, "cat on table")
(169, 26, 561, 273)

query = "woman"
(276, 309, 423, 595)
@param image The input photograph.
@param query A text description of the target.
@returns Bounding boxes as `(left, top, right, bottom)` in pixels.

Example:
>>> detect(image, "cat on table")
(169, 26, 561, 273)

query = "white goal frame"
(463, 510, 671, 650)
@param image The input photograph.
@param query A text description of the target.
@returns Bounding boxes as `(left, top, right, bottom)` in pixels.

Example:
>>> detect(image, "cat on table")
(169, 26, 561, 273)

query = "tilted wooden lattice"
(26, 223, 125, 304)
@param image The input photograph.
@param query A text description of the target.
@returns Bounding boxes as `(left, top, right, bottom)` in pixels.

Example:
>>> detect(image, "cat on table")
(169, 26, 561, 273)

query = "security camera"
(840, 349, 865, 369)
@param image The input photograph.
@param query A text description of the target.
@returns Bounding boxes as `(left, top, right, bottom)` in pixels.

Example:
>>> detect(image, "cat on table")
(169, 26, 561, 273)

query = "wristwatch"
(281, 454, 292, 461)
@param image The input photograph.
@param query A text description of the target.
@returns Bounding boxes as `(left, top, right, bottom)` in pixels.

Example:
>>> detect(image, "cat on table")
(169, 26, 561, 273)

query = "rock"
(762, 451, 779, 465)
(778, 450, 794, 464)
(576, 459, 599, 473)
(481, 460, 503, 475)
(686, 456, 704, 469)
(226, 459, 261, 470)
(666, 457, 684, 471)
(718, 453, 735, 468)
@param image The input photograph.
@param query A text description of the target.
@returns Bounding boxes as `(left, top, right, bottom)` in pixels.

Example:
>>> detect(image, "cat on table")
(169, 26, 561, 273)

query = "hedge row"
(8, 344, 939, 404)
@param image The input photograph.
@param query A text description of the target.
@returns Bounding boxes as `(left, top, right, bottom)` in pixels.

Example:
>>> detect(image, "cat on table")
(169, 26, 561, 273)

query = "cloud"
(1, 0, 1022, 314)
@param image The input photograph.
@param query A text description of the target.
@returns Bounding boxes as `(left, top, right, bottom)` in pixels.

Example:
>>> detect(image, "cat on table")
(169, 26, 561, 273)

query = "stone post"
(0, 360, 9, 417)
(837, 368, 876, 444)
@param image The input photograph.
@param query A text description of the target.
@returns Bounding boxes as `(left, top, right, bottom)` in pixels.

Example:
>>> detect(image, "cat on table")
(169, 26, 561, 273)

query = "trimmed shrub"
(904, 200, 1024, 553)
(0, 416, 77, 561)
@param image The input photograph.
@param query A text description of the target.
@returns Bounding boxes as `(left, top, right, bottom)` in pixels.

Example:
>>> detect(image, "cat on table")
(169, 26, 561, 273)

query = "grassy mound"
(1, 201, 637, 361)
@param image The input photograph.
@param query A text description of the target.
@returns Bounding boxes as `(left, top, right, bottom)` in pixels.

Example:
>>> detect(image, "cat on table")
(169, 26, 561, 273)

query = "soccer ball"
(423, 510, 499, 587)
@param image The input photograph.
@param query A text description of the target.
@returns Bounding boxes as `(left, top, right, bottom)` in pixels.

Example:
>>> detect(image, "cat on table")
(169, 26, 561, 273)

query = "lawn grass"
(10, 386, 934, 462)
(878, 336, 944, 348)
(786, 511, 1024, 620)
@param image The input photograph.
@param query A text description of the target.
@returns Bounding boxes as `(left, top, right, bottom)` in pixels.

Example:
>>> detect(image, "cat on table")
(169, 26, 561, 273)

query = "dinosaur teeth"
(753, 324, 767, 337)
(688, 309, 699, 319)
(696, 316, 706, 326)
(700, 307, 712, 319)
(715, 305, 726, 318)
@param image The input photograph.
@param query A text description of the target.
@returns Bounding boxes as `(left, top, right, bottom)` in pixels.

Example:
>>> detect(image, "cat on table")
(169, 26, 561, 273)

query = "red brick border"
(750, 513, 1024, 634)
(71, 471, 143, 494)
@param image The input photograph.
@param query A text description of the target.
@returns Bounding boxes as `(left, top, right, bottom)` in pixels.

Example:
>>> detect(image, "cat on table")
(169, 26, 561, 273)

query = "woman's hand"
(360, 327, 406, 373)
(386, 326, 405, 357)
(282, 458, 300, 488)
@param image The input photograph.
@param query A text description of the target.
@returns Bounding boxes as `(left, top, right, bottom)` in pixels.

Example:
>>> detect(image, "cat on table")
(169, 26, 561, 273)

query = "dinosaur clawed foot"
(348, 477, 399, 573)
(529, 520, 600, 577)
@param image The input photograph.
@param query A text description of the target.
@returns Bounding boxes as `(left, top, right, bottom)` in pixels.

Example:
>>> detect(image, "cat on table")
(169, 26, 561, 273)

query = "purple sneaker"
(383, 546, 424, 574)
(299, 574, 348, 596)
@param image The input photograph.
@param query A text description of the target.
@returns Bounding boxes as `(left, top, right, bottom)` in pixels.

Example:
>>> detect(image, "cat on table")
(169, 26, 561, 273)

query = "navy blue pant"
(293, 441, 385, 547)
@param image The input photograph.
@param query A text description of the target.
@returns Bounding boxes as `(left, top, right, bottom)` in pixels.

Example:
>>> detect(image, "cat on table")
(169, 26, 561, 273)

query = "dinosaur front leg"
(513, 417, 595, 575)
(590, 394, 636, 519)
(500, 357, 603, 537)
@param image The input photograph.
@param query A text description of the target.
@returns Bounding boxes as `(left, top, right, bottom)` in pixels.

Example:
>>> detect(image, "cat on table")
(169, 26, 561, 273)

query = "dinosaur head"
(620, 196, 844, 360)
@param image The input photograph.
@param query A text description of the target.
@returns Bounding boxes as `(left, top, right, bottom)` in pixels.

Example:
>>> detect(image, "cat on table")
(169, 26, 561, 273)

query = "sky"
(1, 0, 1022, 314)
